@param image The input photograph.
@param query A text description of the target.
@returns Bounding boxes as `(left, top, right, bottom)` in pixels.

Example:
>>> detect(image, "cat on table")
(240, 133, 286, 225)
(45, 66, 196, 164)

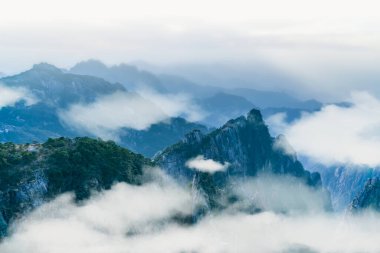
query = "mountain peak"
(70, 59, 108, 73)
(247, 108, 263, 124)
(32, 63, 62, 73)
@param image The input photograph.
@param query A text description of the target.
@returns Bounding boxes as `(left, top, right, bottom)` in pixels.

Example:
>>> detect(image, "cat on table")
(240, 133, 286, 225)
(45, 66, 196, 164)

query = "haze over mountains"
(0, 63, 210, 157)
(0, 59, 380, 252)
(69, 59, 323, 125)
(0, 60, 324, 156)
(70, 59, 322, 108)
(2, 0, 380, 250)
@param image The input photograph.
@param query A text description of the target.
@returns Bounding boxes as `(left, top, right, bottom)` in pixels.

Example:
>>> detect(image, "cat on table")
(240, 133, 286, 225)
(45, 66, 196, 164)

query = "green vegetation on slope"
(0, 137, 153, 236)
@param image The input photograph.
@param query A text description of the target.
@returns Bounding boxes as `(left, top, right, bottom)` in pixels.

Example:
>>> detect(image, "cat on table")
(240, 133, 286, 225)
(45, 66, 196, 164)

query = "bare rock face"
(155, 109, 322, 208)
(157, 109, 320, 185)
(351, 177, 380, 212)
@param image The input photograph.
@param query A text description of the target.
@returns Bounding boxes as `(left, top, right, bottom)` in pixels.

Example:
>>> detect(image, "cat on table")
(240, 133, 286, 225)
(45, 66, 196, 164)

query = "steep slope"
(350, 178, 380, 212)
(155, 109, 322, 207)
(0, 137, 152, 236)
(311, 165, 380, 211)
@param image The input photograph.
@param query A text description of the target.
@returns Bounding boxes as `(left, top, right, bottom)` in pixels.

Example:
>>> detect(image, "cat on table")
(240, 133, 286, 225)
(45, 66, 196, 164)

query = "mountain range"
(69, 60, 323, 126)
(0, 110, 327, 236)
(0, 61, 323, 157)
(0, 63, 209, 157)
(0, 60, 379, 238)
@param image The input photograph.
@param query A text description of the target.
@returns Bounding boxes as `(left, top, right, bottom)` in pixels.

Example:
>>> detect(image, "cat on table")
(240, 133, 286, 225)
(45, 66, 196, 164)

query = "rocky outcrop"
(312, 165, 380, 211)
(155, 109, 322, 208)
(156, 109, 320, 184)
(350, 177, 380, 212)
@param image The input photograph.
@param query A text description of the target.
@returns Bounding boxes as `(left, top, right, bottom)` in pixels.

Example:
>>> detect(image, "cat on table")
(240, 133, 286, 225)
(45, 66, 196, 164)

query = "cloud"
(136, 88, 205, 122)
(266, 112, 289, 136)
(59, 91, 166, 140)
(1, 172, 380, 253)
(59, 90, 204, 140)
(0, 170, 196, 253)
(0, 84, 36, 108)
(119, 211, 380, 253)
(267, 91, 380, 166)
(272, 134, 297, 156)
(229, 175, 331, 214)
(185, 155, 229, 173)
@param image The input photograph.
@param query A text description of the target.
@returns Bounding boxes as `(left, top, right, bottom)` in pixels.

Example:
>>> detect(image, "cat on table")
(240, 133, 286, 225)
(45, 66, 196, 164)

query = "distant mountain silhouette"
(0, 63, 209, 157)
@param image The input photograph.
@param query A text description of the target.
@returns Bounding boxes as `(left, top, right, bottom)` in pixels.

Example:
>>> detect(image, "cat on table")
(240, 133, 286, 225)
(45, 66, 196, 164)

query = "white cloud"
(185, 155, 229, 173)
(1, 173, 380, 253)
(0, 84, 36, 108)
(230, 175, 330, 214)
(272, 134, 297, 156)
(59, 91, 204, 140)
(136, 88, 205, 122)
(120, 211, 380, 253)
(0, 172, 195, 253)
(59, 92, 166, 140)
(267, 91, 380, 167)
(266, 112, 289, 136)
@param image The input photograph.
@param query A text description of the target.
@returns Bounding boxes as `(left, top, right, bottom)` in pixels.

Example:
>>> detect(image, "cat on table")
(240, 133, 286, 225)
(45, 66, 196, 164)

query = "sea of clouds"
(1, 168, 380, 253)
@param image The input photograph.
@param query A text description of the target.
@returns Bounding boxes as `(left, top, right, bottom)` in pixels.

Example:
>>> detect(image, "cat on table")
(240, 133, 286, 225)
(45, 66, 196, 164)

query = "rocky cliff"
(155, 109, 322, 208)
(351, 177, 380, 212)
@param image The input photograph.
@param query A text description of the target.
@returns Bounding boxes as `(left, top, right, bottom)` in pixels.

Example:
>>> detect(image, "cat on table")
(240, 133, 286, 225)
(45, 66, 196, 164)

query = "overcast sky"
(1, 0, 380, 99)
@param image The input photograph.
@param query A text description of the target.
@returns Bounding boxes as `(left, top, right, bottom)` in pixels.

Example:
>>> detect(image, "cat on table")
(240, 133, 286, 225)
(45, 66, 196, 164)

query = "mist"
(0, 84, 36, 108)
(1, 0, 380, 252)
(267, 91, 380, 167)
(2, 1, 380, 100)
(59, 90, 204, 140)
(1, 169, 379, 253)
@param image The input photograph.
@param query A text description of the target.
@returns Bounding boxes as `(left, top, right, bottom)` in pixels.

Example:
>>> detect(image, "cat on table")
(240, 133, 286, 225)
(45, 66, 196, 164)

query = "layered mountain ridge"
(0, 63, 209, 157)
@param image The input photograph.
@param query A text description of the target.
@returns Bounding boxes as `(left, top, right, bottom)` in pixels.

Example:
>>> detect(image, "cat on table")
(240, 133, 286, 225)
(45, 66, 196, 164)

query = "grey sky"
(1, 0, 380, 100)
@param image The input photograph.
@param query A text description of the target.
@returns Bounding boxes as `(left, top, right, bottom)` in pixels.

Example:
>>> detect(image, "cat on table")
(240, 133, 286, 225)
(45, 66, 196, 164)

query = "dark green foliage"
(43, 137, 152, 199)
(0, 137, 152, 236)
(0, 143, 37, 191)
